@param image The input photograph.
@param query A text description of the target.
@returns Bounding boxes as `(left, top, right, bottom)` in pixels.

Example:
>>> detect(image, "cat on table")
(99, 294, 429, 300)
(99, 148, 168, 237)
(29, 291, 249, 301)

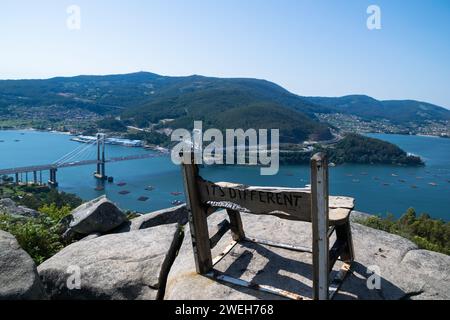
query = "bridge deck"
(0, 153, 164, 175)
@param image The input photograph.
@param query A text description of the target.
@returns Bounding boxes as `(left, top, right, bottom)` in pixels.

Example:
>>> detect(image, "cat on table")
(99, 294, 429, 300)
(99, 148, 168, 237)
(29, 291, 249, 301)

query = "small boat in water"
(171, 191, 183, 196)
(138, 196, 149, 202)
(95, 186, 104, 191)
(171, 200, 184, 206)
(399, 179, 406, 183)
(145, 186, 155, 191)
(119, 190, 130, 195)
(117, 182, 127, 187)
(411, 185, 418, 189)
(428, 182, 438, 187)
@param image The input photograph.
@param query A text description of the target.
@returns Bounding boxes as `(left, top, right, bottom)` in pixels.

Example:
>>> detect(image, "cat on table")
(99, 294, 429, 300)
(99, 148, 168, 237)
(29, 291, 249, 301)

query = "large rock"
(68, 196, 127, 235)
(116, 205, 188, 233)
(0, 230, 47, 300)
(165, 210, 450, 300)
(38, 223, 183, 300)
(0, 198, 39, 218)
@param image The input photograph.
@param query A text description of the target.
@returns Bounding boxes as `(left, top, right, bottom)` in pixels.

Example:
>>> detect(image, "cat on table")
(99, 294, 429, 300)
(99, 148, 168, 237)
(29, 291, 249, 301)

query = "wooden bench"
(180, 152, 354, 300)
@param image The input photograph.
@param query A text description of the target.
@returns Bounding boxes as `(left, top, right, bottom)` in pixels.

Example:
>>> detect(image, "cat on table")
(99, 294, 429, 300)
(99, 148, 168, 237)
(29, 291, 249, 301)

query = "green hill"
(304, 95, 450, 124)
(0, 72, 333, 143)
(1, 72, 449, 142)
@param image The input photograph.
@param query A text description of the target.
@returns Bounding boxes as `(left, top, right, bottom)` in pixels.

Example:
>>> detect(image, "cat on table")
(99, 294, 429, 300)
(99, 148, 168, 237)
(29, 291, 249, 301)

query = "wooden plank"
(207, 271, 309, 300)
(329, 196, 355, 209)
(212, 240, 238, 266)
(329, 207, 352, 225)
(181, 155, 213, 275)
(329, 262, 352, 299)
(227, 209, 246, 241)
(197, 178, 312, 221)
(311, 153, 330, 300)
(209, 219, 231, 249)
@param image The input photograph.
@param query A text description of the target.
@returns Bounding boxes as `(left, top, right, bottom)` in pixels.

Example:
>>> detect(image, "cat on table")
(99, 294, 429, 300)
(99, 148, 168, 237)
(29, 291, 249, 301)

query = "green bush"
(0, 214, 65, 265)
(357, 208, 450, 255)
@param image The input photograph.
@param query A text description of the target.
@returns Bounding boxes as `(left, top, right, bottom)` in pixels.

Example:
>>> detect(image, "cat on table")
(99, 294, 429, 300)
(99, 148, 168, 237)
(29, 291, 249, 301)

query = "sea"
(0, 130, 449, 220)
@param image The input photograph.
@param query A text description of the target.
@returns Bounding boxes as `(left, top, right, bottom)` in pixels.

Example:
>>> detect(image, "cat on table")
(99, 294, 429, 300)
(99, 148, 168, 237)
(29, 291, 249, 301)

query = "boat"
(391, 173, 398, 177)
(145, 186, 155, 191)
(428, 182, 438, 187)
(329, 163, 336, 167)
(119, 190, 130, 195)
(171, 191, 183, 196)
(411, 185, 418, 189)
(95, 186, 104, 191)
(399, 179, 406, 183)
(138, 196, 149, 202)
(117, 182, 127, 187)
(171, 200, 184, 205)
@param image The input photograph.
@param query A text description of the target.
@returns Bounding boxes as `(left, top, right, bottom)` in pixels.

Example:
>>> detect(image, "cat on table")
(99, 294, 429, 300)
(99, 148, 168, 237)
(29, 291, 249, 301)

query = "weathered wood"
(209, 219, 231, 249)
(226, 209, 245, 241)
(197, 179, 312, 221)
(181, 157, 213, 274)
(335, 221, 355, 263)
(180, 149, 354, 300)
(311, 153, 330, 300)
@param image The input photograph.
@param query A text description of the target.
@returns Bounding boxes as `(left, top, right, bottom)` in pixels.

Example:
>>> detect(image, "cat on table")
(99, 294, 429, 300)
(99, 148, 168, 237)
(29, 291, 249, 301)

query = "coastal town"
(316, 113, 450, 138)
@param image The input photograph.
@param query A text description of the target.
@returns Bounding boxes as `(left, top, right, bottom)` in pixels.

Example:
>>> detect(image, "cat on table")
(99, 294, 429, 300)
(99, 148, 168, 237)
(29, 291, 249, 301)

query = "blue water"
(0, 130, 449, 220)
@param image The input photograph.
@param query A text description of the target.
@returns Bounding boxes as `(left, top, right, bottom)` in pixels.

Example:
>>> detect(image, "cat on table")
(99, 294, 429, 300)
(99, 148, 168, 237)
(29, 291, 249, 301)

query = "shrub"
(357, 208, 450, 255)
(0, 214, 65, 265)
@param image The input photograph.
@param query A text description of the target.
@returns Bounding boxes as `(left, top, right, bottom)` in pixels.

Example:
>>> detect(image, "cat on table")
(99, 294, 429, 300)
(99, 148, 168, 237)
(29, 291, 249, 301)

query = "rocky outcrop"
(38, 223, 183, 300)
(165, 210, 450, 300)
(0, 230, 47, 300)
(66, 196, 127, 236)
(0, 198, 39, 218)
(115, 205, 188, 233)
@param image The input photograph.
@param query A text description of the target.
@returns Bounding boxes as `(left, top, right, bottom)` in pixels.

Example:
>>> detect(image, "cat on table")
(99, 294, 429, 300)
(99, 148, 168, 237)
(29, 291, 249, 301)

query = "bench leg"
(227, 209, 246, 242)
(335, 219, 354, 263)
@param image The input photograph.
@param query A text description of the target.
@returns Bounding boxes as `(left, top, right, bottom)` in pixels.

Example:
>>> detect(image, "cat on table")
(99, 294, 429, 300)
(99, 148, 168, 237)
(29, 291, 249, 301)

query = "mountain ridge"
(1, 72, 449, 142)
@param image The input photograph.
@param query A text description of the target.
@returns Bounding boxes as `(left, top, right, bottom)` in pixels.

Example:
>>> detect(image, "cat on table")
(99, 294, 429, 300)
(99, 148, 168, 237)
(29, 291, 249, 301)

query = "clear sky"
(1, 0, 449, 108)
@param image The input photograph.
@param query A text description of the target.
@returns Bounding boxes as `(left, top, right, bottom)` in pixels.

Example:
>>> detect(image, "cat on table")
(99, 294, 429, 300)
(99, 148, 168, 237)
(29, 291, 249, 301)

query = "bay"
(0, 130, 448, 220)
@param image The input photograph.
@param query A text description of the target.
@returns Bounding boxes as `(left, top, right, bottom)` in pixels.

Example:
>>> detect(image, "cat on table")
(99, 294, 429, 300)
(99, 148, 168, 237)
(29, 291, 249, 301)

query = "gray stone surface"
(116, 205, 188, 233)
(0, 230, 47, 300)
(165, 210, 450, 300)
(68, 196, 127, 235)
(0, 198, 39, 218)
(38, 223, 183, 300)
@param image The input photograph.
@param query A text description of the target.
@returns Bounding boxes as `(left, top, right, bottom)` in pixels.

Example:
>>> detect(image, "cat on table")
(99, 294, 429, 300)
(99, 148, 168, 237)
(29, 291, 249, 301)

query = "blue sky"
(1, 0, 449, 108)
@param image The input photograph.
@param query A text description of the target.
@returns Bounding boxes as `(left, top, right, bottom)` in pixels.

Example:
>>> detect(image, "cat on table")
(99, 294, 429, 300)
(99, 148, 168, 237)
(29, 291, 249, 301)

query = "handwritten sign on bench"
(197, 178, 312, 221)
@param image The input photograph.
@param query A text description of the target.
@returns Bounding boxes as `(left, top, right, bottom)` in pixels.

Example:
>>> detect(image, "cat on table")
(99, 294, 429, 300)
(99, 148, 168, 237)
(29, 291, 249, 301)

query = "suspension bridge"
(0, 134, 164, 187)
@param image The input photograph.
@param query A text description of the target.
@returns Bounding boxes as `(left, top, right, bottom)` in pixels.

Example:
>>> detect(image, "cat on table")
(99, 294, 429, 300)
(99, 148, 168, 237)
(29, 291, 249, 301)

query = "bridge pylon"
(48, 168, 58, 187)
(94, 133, 108, 181)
